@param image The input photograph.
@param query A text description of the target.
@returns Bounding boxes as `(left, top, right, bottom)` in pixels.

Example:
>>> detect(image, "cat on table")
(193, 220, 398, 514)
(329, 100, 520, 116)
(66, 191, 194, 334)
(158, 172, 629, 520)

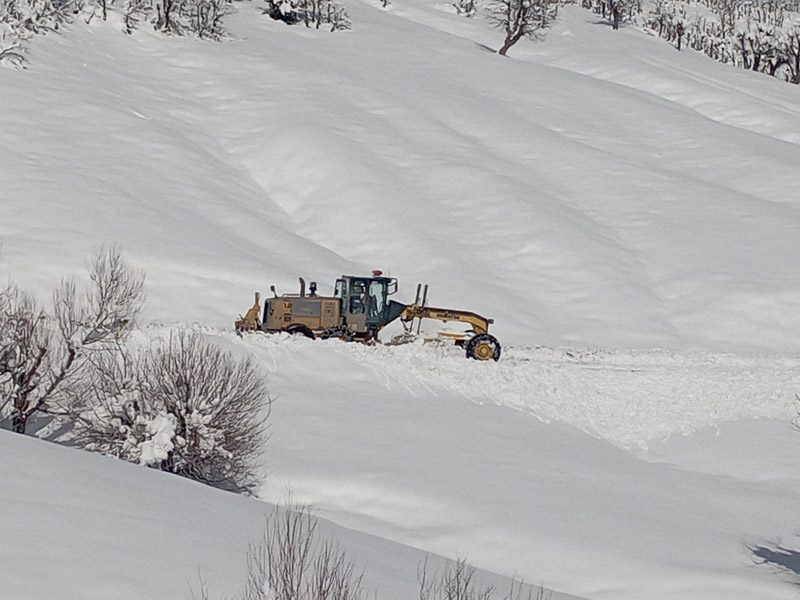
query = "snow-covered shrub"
(151, 0, 234, 38)
(76, 0, 232, 40)
(587, 0, 641, 29)
(121, 0, 153, 33)
(0, 246, 144, 434)
(453, 0, 476, 18)
(67, 0, 234, 38)
(0, 0, 73, 67)
(0, 0, 77, 66)
(775, 16, 800, 81)
(733, 17, 776, 71)
(263, 0, 351, 31)
(192, 0, 233, 38)
(0, 21, 26, 67)
(638, 0, 800, 84)
(73, 329, 269, 494)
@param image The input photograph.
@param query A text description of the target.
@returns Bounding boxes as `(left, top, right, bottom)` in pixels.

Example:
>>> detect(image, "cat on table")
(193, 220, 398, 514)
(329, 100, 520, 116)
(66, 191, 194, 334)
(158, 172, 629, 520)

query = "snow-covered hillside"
(3, 1, 800, 352)
(3, 0, 800, 599)
(0, 426, 581, 600)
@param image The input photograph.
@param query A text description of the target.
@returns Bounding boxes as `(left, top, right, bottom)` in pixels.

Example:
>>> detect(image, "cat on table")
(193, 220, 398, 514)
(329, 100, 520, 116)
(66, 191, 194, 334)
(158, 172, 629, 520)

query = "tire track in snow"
(226, 330, 800, 450)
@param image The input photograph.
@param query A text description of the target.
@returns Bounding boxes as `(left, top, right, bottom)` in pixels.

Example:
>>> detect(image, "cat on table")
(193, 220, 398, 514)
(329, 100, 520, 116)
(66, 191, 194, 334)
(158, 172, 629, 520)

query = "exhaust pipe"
(299, 277, 306, 297)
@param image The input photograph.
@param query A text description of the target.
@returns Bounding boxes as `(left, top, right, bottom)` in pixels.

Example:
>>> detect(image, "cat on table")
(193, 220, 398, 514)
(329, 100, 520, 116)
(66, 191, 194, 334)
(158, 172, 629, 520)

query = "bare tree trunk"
(12, 411, 27, 434)
(499, 26, 525, 55)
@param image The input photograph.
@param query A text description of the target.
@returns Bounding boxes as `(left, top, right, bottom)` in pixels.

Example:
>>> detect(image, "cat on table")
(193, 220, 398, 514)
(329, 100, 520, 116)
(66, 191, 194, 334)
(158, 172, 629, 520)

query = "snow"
(139, 413, 177, 465)
(2, 1, 800, 599)
(236, 332, 800, 600)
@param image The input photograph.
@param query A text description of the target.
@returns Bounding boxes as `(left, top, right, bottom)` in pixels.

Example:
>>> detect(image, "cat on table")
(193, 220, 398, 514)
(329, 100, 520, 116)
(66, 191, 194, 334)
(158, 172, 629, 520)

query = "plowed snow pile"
(246, 336, 799, 448)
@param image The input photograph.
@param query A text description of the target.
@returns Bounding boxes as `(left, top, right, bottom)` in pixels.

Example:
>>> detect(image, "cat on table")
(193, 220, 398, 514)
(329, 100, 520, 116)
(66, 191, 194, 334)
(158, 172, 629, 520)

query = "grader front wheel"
(466, 333, 501, 362)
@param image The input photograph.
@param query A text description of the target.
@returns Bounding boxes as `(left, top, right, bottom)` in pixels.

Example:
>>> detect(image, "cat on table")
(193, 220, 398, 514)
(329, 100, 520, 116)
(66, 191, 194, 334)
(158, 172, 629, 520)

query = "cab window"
(349, 279, 367, 314)
(368, 280, 386, 317)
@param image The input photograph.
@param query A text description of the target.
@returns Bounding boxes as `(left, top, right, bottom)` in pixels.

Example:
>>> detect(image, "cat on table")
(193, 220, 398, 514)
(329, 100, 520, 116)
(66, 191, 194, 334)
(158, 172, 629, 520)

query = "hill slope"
(0, 426, 582, 600)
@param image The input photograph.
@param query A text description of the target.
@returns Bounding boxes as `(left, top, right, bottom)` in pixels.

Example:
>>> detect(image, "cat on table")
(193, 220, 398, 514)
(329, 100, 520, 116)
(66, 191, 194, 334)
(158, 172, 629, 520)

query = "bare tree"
(123, 0, 154, 33)
(156, 0, 180, 32)
(0, 285, 50, 433)
(606, 0, 629, 30)
(779, 18, 800, 82)
(485, 0, 560, 56)
(709, 0, 740, 38)
(193, 0, 233, 38)
(0, 246, 144, 434)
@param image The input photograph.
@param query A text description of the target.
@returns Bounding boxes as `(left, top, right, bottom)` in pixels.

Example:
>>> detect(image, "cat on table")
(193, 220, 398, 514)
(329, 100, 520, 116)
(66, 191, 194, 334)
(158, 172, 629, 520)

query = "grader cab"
(235, 272, 501, 361)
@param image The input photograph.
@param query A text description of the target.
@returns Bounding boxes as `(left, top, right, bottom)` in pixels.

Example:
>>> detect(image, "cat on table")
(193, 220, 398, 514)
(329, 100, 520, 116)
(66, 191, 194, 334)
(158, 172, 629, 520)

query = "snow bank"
(227, 330, 799, 448)
(0, 428, 580, 600)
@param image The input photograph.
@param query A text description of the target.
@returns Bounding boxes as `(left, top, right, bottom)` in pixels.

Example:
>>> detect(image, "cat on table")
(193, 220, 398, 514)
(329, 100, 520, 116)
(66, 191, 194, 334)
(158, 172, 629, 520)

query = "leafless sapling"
(418, 557, 551, 600)
(241, 501, 365, 600)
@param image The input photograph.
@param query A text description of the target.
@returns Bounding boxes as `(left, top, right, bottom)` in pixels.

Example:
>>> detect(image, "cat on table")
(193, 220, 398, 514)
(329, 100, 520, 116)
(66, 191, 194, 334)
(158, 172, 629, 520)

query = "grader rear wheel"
(286, 324, 315, 339)
(465, 333, 501, 362)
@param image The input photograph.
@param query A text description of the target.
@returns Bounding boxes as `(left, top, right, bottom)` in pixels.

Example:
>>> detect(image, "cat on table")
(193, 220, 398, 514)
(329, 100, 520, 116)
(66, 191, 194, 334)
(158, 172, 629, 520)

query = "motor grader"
(235, 271, 501, 361)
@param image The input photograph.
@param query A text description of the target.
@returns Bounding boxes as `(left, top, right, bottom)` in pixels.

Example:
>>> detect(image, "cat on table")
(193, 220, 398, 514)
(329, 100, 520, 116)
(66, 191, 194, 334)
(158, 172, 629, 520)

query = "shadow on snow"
(752, 545, 800, 583)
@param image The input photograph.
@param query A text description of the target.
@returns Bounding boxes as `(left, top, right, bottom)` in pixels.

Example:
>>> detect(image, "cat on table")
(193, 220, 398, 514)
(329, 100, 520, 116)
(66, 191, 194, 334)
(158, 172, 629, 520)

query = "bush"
(194, 501, 365, 600)
(0, 247, 268, 493)
(633, 0, 800, 84)
(419, 558, 551, 600)
(73, 329, 269, 494)
(263, 0, 351, 31)
(195, 506, 553, 600)
(0, 0, 76, 66)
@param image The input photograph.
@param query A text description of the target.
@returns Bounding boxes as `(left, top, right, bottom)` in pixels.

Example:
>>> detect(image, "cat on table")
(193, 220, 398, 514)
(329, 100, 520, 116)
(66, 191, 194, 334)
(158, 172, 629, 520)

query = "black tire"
(286, 324, 315, 339)
(466, 333, 501, 361)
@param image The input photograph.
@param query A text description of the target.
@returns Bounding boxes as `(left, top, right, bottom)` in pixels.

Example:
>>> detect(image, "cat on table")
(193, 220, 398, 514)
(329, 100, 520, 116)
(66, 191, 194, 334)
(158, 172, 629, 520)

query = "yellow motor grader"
(235, 271, 501, 361)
